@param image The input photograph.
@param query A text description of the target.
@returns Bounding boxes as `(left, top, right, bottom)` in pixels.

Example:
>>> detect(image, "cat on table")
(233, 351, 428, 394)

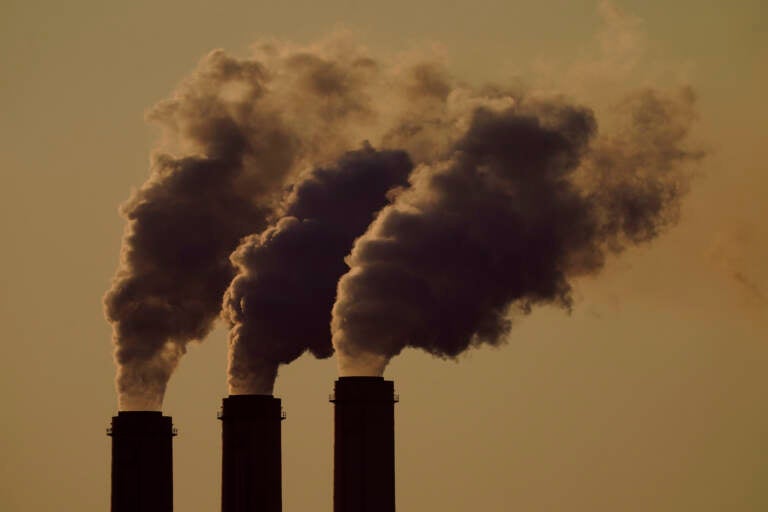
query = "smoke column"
(222, 145, 412, 394)
(332, 88, 702, 375)
(104, 37, 416, 410)
(103, 51, 290, 410)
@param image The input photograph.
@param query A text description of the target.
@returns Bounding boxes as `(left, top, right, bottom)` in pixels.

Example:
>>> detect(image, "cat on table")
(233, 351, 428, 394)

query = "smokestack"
(331, 377, 398, 512)
(219, 395, 285, 512)
(107, 411, 176, 512)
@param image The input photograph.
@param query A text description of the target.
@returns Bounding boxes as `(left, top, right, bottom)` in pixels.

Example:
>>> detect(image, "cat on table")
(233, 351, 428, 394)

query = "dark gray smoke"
(332, 88, 702, 375)
(222, 144, 412, 394)
(104, 34, 702, 403)
(103, 52, 299, 410)
(104, 40, 395, 410)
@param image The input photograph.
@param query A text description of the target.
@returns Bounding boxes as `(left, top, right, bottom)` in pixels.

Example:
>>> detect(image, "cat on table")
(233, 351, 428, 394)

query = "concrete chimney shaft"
(108, 411, 176, 512)
(219, 394, 284, 512)
(331, 376, 397, 512)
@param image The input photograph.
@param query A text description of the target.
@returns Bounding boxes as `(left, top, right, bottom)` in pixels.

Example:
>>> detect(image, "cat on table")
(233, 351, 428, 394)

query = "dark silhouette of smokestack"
(219, 395, 285, 512)
(331, 377, 398, 512)
(107, 411, 176, 512)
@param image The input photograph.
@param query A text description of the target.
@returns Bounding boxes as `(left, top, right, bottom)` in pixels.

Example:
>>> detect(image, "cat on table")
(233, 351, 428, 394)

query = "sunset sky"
(1, 1, 766, 511)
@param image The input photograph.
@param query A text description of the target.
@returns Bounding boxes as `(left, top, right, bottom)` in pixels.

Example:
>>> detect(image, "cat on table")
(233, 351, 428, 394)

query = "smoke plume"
(104, 37, 414, 410)
(222, 145, 412, 394)
(105, 32, 702, 404)
(332, 88, 701, 376)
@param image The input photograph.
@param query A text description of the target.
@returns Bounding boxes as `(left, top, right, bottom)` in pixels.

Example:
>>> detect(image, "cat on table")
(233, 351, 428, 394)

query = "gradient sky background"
(1, 1, 766, 510)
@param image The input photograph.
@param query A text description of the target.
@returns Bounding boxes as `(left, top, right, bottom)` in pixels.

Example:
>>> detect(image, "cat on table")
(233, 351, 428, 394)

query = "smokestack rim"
(331, 376, 398, 403)
(107, 411, 177, 436)
(218, 394, 285, 421)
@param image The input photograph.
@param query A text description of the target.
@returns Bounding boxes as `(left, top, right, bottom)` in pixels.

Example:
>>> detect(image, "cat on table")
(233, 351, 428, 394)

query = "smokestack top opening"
(218, 394, 284, 421)
(332, 376, 397, 403)
(107, 411, 176, 437)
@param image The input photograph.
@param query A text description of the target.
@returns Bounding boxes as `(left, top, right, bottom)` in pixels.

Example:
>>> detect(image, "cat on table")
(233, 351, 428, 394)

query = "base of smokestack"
(107, 411, 176, 512)
(331, 376, 397, 512)
(219, 395, 285, 512)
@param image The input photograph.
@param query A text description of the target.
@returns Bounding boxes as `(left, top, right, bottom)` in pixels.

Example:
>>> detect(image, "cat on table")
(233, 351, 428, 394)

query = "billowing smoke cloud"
(105, 31, 702, 405)
(103, 52, 294, 411)
(104, 37, 423, 410)
(331, 88, 702, 376)
(222, 145, 412, 394)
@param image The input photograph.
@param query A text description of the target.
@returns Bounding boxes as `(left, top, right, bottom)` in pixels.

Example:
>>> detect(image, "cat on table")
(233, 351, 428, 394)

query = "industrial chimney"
(219, 394, 285, 512)
(107, 411, 177, 512)
(331, 376, 398, 512)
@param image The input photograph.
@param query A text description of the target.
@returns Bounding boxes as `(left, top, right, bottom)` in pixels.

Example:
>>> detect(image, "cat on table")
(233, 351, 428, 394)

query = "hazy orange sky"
(1, 1, 766, 511)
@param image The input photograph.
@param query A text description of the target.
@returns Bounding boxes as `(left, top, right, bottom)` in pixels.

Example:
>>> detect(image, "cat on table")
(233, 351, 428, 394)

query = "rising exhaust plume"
(103, 37, 419, 410)
(222, 145, 412, 394)
(103, 51, 290, 410)
(104, 31, 702, 402)
(332, 88, 702, 376)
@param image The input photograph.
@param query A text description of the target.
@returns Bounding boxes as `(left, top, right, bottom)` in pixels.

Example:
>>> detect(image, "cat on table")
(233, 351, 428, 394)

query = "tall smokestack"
(331, 377, 398, 512)
(107, 411, 176, 512)
(219, 395, 284, 512)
